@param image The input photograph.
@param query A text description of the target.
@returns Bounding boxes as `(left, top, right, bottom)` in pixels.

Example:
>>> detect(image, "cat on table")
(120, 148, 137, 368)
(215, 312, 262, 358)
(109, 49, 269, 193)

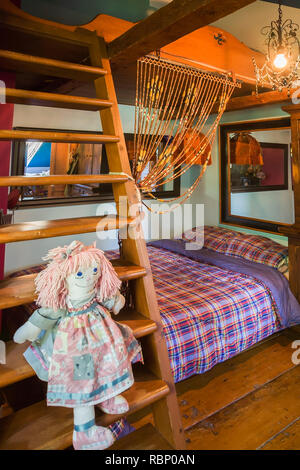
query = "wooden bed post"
(280, 104, 300, 302)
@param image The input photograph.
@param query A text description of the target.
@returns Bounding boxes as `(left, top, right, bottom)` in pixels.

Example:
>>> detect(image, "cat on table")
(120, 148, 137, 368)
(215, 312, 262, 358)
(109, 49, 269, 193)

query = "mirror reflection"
(220, 119, 295, 232)
(229, 128, 294, 224)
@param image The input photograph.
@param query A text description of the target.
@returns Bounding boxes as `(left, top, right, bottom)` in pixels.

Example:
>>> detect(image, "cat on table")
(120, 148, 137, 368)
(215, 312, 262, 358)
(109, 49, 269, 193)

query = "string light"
(133, 55, 240, 212)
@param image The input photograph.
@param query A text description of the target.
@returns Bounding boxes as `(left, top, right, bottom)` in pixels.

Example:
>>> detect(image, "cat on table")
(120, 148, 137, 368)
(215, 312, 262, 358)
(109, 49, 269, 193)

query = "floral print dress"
(24, 294, 141, 408)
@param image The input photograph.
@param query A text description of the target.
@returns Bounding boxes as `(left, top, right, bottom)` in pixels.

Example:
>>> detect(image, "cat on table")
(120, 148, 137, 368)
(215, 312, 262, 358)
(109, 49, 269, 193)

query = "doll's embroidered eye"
(76, 271, 83, 278)
(93, 267, 98, 274)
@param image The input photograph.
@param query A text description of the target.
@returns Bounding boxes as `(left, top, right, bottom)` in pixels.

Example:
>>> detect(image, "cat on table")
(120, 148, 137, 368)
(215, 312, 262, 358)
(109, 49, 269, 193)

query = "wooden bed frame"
(0, 0, 266, 106)
(0, 3, 298, 320)
(279, 104, 300, 304)
(0, 0, 190, 450)
(0, 0, 300, 450)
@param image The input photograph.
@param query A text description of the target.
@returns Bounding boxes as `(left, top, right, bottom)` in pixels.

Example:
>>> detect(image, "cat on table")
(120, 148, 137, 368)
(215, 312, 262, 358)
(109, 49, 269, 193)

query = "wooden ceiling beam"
(212, 90, 291, 114)
(107, 0, 257, 66)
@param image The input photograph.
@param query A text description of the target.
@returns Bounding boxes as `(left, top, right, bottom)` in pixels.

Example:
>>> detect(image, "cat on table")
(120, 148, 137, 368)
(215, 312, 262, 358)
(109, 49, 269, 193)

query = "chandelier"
(253, 1, 300, 95)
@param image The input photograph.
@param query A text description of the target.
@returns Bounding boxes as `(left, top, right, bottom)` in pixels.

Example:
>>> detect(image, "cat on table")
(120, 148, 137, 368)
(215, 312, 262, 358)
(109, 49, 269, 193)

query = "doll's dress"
(24, 294, 142, 408)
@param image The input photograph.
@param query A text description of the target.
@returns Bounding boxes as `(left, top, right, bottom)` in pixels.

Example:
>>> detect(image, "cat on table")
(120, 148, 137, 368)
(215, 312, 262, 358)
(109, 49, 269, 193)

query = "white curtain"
(26, 142, 43, 166)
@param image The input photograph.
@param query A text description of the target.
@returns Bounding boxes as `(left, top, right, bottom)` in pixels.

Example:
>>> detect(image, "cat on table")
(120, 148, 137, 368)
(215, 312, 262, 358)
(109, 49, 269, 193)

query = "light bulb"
(273, 53, 288, 69)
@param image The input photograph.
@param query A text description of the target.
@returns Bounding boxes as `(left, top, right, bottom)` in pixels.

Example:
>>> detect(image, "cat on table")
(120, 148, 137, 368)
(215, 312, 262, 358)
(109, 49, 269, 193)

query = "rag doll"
(13, 240, 141, 450)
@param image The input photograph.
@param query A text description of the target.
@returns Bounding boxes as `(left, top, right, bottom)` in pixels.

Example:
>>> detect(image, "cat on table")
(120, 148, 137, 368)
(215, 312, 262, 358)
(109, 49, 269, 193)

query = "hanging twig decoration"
(133, 56, 240, 206)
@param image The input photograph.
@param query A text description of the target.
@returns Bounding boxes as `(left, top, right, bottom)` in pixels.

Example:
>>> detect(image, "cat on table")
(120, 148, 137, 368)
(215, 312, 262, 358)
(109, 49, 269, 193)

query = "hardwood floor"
(129, 327, 300, 450)
(2, 326, 300, 450)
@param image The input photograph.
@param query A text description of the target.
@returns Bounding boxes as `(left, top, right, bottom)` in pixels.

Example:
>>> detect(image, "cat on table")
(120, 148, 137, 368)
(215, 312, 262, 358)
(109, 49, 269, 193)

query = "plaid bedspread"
(182, 225, 288, 270)
(5, 245, 280, 384)
(146, 245, 280, 383)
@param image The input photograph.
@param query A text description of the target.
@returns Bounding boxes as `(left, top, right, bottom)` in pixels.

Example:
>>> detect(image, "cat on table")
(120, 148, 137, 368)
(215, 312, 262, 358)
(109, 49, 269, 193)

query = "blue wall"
(21, 0, 150, 24)
(26, 142, 51, 168)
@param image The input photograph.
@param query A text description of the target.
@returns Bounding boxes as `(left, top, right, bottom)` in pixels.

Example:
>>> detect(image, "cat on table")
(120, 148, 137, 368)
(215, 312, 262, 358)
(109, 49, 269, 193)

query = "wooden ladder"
(0, 17, 185, 450)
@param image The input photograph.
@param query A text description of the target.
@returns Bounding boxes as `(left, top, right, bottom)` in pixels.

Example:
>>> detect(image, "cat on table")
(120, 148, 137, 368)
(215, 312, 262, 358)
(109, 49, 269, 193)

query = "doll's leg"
(97, 395, 129, 415)
(72, 405, 115, 450)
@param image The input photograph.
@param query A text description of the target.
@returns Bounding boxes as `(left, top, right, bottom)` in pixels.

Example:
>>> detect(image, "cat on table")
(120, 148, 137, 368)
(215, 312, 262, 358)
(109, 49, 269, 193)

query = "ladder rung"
(117, 308, 157, 339)
(0, 311, 156, 388)
(0, 174, 128, 186)
(0, 365, 169, 450)
(0, 262, 147, 310)
(110, 423, 174, 450)
(0, 215, 135, 244)
(0, 130, 119, 143)
(0, 49, 107, 81)
(110, 259, 147, 281)
(2, 88, 113, 111)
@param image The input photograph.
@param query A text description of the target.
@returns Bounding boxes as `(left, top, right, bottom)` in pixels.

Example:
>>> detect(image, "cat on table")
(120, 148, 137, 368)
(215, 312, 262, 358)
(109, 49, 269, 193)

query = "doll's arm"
(112, 292, 125, 315)
(102, 292, 125, 315)
(13, 307, 65, 344)
(13, 321, 42, 344)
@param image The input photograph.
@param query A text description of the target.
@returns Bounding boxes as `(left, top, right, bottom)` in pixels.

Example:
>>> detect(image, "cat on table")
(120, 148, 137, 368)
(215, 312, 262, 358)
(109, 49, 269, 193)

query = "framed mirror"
(220, 117, 294, 233)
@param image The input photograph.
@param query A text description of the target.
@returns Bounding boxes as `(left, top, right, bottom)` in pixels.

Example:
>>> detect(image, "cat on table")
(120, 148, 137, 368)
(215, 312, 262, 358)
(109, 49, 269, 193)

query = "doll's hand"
(112, 292, 125, 315)
(13, 321, 42, 344)
(102, 292, 125, 314)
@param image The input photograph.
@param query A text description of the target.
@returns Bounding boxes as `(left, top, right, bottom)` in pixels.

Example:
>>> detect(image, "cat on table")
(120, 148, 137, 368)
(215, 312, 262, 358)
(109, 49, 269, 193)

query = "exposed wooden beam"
(213, 90, 291, 114)
(107, 0, 257, 66)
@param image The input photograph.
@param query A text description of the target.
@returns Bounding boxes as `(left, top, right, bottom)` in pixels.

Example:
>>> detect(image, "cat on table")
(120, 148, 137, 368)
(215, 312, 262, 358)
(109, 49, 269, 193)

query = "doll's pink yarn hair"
(35, 241, 121, 311)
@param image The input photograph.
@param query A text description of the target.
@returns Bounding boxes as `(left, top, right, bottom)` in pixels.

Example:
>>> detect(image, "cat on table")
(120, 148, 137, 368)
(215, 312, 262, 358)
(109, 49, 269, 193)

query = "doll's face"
(66, 263, 101, 301)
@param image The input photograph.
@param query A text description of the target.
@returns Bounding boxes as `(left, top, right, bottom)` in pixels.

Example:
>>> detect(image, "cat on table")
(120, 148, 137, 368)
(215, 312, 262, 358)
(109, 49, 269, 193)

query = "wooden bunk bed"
(0, 1, 188, 451)
(1, 0, 300, 451)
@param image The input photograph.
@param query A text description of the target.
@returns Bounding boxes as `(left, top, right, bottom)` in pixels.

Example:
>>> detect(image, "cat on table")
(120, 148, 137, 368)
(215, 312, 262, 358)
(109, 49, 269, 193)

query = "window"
(11, 128, 181, 208)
